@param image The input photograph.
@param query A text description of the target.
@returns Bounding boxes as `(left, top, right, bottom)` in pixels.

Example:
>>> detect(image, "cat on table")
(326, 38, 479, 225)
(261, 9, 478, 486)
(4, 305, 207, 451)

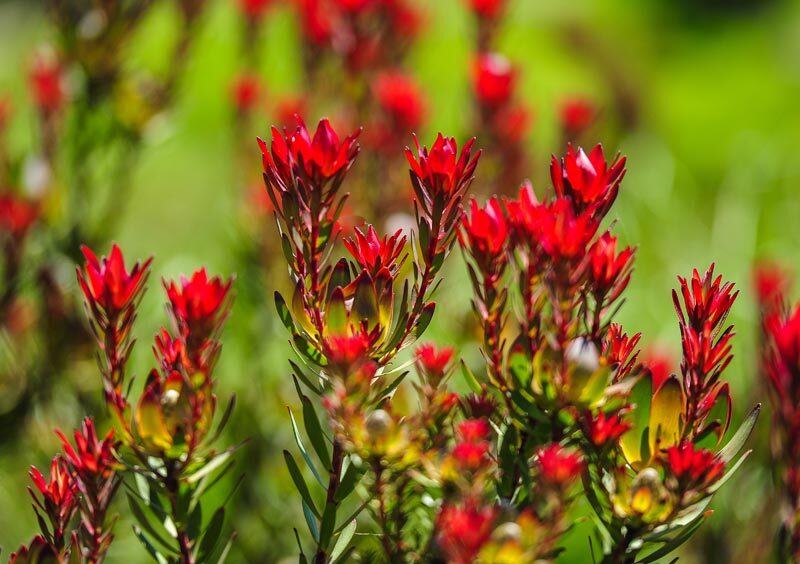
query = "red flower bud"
(230, 73, 261, 113)
(0, 192, 38, 239)
(585, 410, 631, 446)
(406, 133, 480, 201)
(452, 441, 490, 470)
(665, 441, 724, 490)
(587, 232, 635, 301)
(29, 52, 65, 114)
(460, 196, 509, 274)
(77, 244, 152, 317)
(457, 418, 491, 443)
(536, 444, 583, 487)
(373, 70, 426, 133)
(603, 324, 641, 380)
(754, 261, 790, 311)
(550, 144, 626, 214)
(559, 97, 596, 137)
(56, 417, 117, 483)
(344, 225, 407, 276)
(165, 268, 233, 344)
(437, 500, 496, 564)
(473, 53, 515, 107)
(415, 343, 455, 381)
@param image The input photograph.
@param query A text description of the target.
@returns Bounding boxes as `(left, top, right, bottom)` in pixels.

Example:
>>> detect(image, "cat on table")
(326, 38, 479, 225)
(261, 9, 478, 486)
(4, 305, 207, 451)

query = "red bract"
(237, 0, 273, 19)
(560, 98, 596, 137)
(452, 441, 490, 470)
(473, 53, 515, 107)
(550, 144, 626, 214)
(8, 536, 57, 564)
(536, 444, 583, 487)
(457, 418, 490, 443)
(674, 264, 738, 335)
(764, 306, 800, 404)
(165, 268, 233, 343)
(585, 411, 631, 446)
(323, 333, 374, 374)
(587, 232, 635, 301)
(754, 261, 790, 311)
(29, 457, 75, 546)
(0, 193, 38, 239)
(231, 73, 261, 113)
(665, 441, 724, 490)
(295, 0, 334, 45)
(436, 501, 496, 564)
(406, 133, 480, 200)
(522, 197, 598, 262)
(373, 70, 425, 132)
(77, 244, 152, 316)
(491, 103, 530, 143)
(29, 52, 64, 114)
(460, 197, 509, 274)
(604, 324, 641, 380)
(415, 343, 455, 380)
(466, 0, 507, 19)
(56, 418, 117, 482)
(260, 117, 361, 207)
(344, 225, 406, 276)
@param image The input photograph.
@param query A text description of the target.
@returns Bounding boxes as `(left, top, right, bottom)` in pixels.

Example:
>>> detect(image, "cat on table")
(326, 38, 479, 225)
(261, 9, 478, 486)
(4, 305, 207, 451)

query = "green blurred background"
(1, 0, 799, 561)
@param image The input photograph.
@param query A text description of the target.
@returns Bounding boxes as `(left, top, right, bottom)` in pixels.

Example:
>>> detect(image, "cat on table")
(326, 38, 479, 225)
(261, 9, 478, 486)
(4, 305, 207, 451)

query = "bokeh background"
(0, 0, 799, 561)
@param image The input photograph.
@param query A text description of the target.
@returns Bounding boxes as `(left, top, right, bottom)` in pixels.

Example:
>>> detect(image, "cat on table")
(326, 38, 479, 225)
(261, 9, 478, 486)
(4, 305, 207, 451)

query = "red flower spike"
(405, 133, 480, 201)
(473, 53, 515, 107)
(29, 52, 64, 114)
(457, 418, 491, 443)
(524, 197, 598, 262)
(56, 418, 117, 483)
(230, 73, 262, 113)
(0, 193, 38, 239)
(665, 441, 725, 490)
(437, 501, 496, 564)
(452, 441, 490, 470)
(603, 324, 641, 380)
(28, 457, 76, 547)
(536, 444, 583, 488)
(588, 232, 635, 301)
(415, 343, 455, 381)
(550, 144, 626, 214)
(165, 268, 233, 344)
(373, 70, 426, 132)
(560, 98, 597, 137)
(673, 264, 738, 335)
(764, 306, 800, 406)
(344, 225, 407, 276)
(466, 0, 507, 19)
(460, 196, 509, 275)
(77, 244, 152, 317)
(754, 261, 790, 311)
(585, 411, 631, 446)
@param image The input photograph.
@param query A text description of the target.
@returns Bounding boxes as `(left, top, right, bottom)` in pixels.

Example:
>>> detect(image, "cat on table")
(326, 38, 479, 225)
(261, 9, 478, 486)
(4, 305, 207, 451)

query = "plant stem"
(314, 439, 344, 564)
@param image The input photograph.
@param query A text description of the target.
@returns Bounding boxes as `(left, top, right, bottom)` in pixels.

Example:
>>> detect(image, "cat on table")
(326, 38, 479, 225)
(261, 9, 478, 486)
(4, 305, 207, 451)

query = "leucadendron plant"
(9, 245, 240, 564)
(265, 116, 758, 563)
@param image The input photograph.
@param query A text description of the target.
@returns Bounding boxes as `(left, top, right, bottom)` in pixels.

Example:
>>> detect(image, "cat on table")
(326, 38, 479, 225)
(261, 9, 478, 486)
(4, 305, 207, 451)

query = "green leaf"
(197, 508, 225, 563)
(709, 449, 752, 493)
(718, 404, 761, 464)
(636, 511, 708, 563)
(460, 360, 482, 394)
(187, 449, 234, 484)
(288, 407, 326, 488)
(275, 291, 296, 334)
(215, 533, 236, 564)
(648, 375, 683, 456)
(330, 519, 357, 563)
(334, 462, 362, 503)
(126, 494, 178, 553)
(290, 359, 323, 395)
(318, 501, 337, 550)
(620, 375, 652, 466)
(132, 525, 169, 564)
(284, 450, 320, 519)
(302, 500, 320, 541)
(300, 392, 331, 469)
(415, 302, 436, 337)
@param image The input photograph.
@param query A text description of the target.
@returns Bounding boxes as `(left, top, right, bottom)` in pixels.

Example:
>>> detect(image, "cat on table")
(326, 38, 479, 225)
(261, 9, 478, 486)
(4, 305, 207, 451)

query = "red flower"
(585, 411, 631, 446)
(294, 0, 334, 45)
(754, 261, 790, 311)
(273, 96, 307, 129)
(460, 196, 509, 274)
(323, 333, 374, 374)
(559, 97, 596, 137)
(373, 70, 426, 132)
(473, 53, 515, 107)
(56, 418, 117, 483)
(237, 0, 273, 19)
(406, 133, 480, 202)
(536, 444, 583, 487)
(77, 244, 152, 316)
(28, 457, 75, 545)
(587, 232, 635, 301)
(344, 225, 406, 276)
(550, 144, 626, 214)
(603, 324, 641, 379)
(465, 0, 507, 19)
(230, 73, 261, 113)
(517, 196, 598, 261)
(437, 501, 496, 564)
(29, 52, 64, 114)
(665, 441, 724, 490)
(260, 116, 361, 200)
(491, 103, 530, 143)
(452, 441, 490, 470)
(764, 306, 800, 409)
(0, 193, 38, 239)
(457, 418, 490, 443)
(674, 264, 738, 336)
(9, 536, 57, 564)
(165, 268, 233, 343)
(415, 343, 455, 380)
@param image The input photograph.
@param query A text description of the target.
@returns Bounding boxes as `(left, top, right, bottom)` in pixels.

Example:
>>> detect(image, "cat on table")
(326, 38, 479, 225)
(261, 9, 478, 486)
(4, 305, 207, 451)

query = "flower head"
(230, 73, 261, 113)
(415, 343, 455, 382)
(550, 144, 626, 214)
(665, 441, 724, 490)
(473, 53, 515, 107)
(514, 196, 598, 262)
(77, 244, 152, 316)
(437, 501, 497, 564)
(585, 410, 631, 446)
(460, 197, 509, 275)
(0, 193, 38, 239)
(406, 133, 480, 201)
(536, 444, 583, 488)
(29, 52, 64, 114)
(56, 418, 117, 483)
(165, 268, 233, 345)
(28, 457, 75, 545)
(587, 232, 635, 301)
(373, 70, 425, 132)
(344, 225, 406, 276)
(559, 97, 596, 137)
(603, 324, 641, 380)
(754, 261, 790, 311)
